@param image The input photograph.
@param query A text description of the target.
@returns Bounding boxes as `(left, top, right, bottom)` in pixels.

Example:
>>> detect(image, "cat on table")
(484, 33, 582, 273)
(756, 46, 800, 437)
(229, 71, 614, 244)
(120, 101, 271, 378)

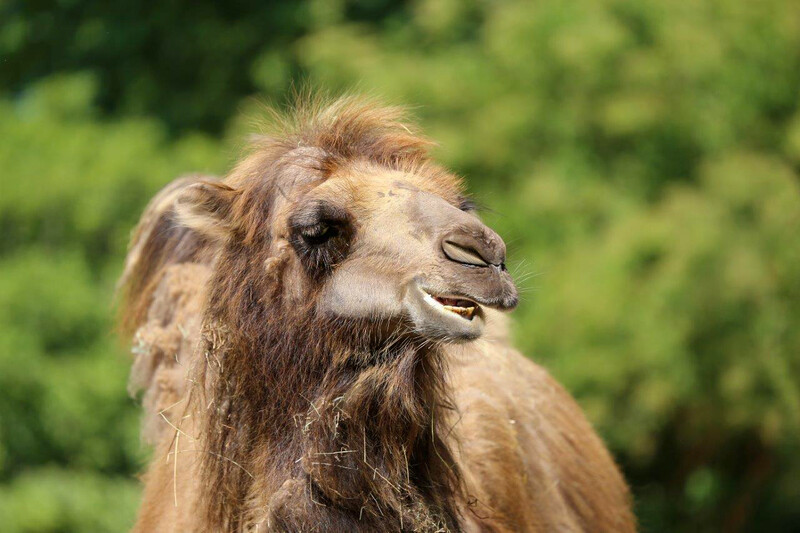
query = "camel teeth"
(443, 305, 476, 320)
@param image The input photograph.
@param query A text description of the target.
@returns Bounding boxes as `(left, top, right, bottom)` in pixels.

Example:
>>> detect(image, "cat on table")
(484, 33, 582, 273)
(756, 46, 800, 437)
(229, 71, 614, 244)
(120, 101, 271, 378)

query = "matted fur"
(119, 96, 636, 532)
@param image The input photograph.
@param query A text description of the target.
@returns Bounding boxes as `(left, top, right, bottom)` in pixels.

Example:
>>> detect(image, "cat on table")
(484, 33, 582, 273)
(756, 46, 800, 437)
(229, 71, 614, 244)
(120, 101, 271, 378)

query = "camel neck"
(195, 324, 463, 531)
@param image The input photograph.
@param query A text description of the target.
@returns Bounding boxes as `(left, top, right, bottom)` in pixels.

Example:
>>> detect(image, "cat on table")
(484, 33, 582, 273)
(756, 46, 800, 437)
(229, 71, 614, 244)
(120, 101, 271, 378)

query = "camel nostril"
(442, 239, 490, 267)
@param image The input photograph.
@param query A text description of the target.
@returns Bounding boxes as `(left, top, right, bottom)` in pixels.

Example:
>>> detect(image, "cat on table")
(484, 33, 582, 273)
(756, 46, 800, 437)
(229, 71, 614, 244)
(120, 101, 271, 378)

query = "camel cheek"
(319, 262, 404, 319)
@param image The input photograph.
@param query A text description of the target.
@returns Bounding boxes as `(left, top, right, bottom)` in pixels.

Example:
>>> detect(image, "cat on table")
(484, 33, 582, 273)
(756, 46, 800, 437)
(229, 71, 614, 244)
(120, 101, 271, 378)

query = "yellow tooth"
(443, 305, 460, 315)
(443, 305, 476, 319)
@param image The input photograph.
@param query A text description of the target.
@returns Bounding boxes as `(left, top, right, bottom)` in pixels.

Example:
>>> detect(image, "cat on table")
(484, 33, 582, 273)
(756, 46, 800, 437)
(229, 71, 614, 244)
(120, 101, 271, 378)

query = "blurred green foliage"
(1, 0, 799, 531)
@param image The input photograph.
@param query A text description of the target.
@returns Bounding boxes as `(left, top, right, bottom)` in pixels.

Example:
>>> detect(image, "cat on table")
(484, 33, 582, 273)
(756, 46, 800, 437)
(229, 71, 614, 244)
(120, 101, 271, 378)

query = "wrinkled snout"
(407, 189, 518, 313)
(438, 218, 518, 311)
(401, 194, 519, 341)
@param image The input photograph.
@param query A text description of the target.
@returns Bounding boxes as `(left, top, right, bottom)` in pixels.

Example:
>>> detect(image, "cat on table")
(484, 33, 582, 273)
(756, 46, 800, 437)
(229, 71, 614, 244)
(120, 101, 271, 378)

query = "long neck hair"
(192, 236, 464, 532)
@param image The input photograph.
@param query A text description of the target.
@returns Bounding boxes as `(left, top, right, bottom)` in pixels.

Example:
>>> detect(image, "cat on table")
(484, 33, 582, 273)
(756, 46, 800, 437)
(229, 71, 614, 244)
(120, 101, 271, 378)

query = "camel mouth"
(423, 292, 479, 321)
(402, 281, 486, 342)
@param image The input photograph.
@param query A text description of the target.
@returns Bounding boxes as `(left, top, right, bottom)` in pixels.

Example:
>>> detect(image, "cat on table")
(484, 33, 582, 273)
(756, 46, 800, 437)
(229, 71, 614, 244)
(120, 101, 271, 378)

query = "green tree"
(1, 0, 799, 530)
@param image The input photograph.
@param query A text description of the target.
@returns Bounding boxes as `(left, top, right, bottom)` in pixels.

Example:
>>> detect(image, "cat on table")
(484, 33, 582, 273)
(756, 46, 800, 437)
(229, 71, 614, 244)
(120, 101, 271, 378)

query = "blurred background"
(1, 0, 799, 531)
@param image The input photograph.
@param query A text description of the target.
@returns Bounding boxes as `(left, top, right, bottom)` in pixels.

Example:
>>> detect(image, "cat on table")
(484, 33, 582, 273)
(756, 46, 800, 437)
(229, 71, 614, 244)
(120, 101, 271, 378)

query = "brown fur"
(119, 96, 636, 532)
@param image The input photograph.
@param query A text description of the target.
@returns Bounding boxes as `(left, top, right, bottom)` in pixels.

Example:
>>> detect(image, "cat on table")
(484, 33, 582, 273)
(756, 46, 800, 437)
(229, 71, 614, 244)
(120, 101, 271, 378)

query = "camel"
(118, 97, 636, 532)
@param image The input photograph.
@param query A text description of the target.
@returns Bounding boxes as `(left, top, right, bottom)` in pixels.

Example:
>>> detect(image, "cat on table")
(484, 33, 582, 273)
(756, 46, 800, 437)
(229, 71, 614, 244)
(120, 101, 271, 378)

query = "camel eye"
(288, 202, 353, 277)
(300, 223, 338, 246)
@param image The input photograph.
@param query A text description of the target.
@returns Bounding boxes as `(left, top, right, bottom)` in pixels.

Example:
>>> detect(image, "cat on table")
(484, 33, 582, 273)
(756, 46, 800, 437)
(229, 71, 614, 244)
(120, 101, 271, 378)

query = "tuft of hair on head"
(245, 90, 439, 176)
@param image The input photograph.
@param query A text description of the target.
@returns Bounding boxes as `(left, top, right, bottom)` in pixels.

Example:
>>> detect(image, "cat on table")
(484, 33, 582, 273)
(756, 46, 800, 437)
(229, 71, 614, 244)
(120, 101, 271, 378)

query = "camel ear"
(175, 181, 241, 242)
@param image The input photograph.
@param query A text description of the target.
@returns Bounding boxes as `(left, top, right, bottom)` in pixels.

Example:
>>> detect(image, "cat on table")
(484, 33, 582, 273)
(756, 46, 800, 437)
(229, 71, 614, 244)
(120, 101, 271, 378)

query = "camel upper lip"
(421, 285, 515, 311)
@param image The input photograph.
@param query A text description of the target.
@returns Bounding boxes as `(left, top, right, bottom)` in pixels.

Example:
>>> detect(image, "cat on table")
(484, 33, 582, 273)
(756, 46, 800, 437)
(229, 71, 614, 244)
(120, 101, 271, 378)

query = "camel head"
(177, 98, 518, 345)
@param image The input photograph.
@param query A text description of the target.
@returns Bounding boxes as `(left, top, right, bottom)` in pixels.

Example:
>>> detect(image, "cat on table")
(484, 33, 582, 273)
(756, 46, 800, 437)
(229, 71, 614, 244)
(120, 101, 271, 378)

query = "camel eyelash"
(299, 222, 339, 246)
(458, 197, 479, 212)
